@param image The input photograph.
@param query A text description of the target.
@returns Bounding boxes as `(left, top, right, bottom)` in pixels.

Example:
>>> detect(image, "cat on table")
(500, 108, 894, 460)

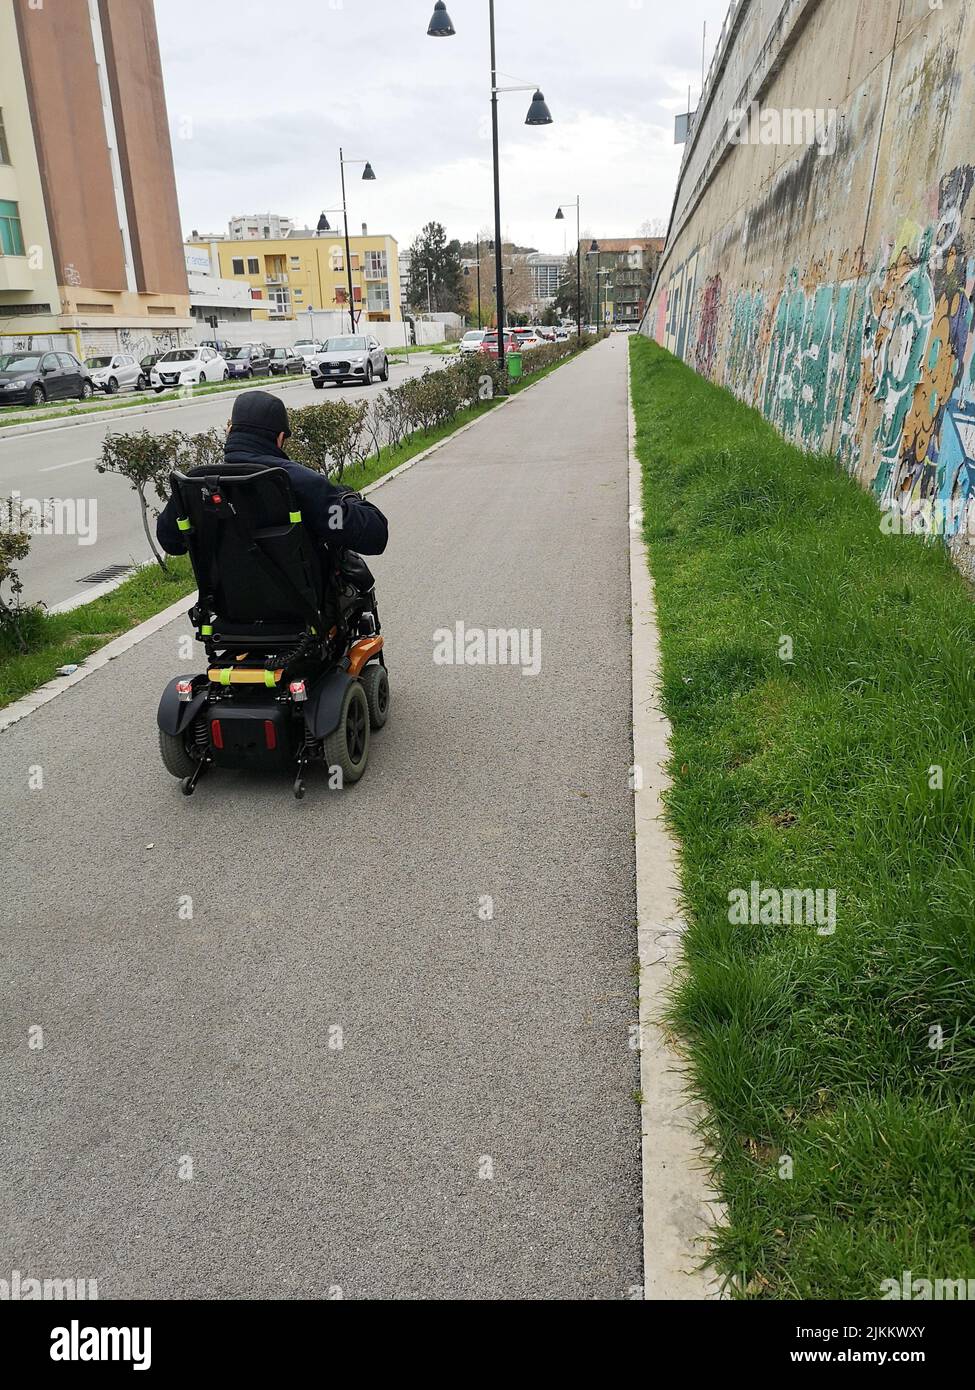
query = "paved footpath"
(0, 338, 642, 1299)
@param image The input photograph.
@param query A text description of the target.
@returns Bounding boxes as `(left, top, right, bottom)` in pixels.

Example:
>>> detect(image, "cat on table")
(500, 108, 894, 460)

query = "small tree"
(289, 400, 370, 480)
(0, 495, 35, 652)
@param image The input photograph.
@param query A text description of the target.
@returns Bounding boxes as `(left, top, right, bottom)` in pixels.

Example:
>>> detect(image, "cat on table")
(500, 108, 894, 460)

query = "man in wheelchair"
(154, 390, 391, 799)
(157, 389, 388, 562)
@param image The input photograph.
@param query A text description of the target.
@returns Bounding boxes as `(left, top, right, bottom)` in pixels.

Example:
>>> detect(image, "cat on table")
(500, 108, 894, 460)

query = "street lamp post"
(555, 199, 582, 342)
(338, 148, 375, 334)
(428, 0, 552, 379)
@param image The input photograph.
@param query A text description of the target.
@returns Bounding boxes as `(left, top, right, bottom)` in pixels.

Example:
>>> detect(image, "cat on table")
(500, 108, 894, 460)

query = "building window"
(364, 249, 387, 279)
(294, 288, 303, 298)
(334, 286, 347, 305)
(0, 200, 25, 257)
(247, 257, 259, 275)
(0, 110, 9, 164)
(290, 256, 301, 269)
(231, 257, 245, 274)
(366, 281, 390, 312)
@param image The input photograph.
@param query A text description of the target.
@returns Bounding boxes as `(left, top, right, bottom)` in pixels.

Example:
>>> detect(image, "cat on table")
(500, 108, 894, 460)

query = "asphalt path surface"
(0, 337, 641, 1299)
(0, 358, 436, 610)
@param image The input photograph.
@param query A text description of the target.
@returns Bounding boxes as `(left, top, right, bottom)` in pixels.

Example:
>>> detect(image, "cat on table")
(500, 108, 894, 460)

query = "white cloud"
(155, 0, 731, 252)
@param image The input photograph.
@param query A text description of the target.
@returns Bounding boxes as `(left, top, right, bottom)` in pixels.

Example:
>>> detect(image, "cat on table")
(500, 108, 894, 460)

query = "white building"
(526, 252, 567, 303)
(183, 245, 258, 328)
(228, 213, 295, 241)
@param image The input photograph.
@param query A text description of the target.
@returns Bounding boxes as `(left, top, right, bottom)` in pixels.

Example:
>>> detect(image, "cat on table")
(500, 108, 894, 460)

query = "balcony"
(0, 255, 34, 293)
(265, 273, 289, 286)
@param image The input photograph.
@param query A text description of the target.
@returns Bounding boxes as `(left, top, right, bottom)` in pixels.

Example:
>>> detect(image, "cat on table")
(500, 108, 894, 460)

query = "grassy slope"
(629, 334, 975, 1299)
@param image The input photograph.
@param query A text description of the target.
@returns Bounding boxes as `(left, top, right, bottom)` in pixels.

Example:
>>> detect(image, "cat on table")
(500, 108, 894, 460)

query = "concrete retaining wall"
(646, 0, 975, 570)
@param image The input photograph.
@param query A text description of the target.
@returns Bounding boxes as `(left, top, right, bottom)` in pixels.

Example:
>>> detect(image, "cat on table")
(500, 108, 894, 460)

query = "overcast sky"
(154, 0, 731, 255)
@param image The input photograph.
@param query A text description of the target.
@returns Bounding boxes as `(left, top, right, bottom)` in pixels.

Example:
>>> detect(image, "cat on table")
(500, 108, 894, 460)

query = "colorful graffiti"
(660, 165, 975, 548)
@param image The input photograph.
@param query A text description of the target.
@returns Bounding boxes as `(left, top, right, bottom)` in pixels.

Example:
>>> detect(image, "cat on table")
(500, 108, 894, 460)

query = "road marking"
(39, 456, 98, 473)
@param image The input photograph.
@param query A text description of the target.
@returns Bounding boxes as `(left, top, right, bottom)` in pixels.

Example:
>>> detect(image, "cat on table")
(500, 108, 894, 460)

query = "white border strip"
(0, 395, 511, 734)
(628, 356, 725, 1299)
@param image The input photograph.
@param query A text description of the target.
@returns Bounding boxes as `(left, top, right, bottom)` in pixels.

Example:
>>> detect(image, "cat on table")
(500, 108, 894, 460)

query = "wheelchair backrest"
(169, 464, 325, 627)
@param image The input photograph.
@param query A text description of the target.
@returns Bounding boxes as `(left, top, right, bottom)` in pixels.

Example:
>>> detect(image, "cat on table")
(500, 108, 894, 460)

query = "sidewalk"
(0, 339, 653, 1299)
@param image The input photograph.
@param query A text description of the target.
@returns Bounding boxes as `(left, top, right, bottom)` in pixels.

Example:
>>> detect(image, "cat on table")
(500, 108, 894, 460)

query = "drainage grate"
(77, 563, 132, 586)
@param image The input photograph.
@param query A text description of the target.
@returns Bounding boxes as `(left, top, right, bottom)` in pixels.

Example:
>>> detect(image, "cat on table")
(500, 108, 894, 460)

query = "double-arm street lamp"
(554, 198, 582, 342)
(335, 148, 375, 333)
(462, 235, 495, 328)
(428, 0, 552, 375)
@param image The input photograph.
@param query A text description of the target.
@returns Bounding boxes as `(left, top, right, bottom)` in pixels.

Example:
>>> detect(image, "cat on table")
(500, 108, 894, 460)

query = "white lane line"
(39, 456, 99, 473)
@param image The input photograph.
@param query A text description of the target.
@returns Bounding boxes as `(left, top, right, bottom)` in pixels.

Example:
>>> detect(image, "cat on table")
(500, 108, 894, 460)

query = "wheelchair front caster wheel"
(360, 662, 390, 730)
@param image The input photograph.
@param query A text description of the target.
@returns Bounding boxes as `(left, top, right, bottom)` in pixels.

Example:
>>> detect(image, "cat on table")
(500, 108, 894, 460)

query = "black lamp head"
(554, 207, 564, 221)
(362, 162, 376, 181)
(525, 90, 553, 126)
(427, 1, 455, 37)
(317, 213, 331, 233)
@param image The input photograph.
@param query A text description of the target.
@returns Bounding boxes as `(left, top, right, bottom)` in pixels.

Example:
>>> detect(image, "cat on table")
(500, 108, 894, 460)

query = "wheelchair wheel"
(360, 662, 389, 730)
(324, 681, 370, 785)
(159, 729, 197, 779)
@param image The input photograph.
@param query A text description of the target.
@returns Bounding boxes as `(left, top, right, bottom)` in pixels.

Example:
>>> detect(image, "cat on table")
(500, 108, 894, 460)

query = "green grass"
(0, 557, 195, 708)
(388, 341, 456, 356)
(629, 334, 975, 1300)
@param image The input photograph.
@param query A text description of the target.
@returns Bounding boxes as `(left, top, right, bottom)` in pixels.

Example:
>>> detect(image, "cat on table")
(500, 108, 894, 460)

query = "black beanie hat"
(229, 389, 291, 440)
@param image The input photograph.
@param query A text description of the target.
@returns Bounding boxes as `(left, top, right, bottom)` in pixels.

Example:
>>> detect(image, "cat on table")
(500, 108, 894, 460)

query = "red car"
(478, 331, 516, 358)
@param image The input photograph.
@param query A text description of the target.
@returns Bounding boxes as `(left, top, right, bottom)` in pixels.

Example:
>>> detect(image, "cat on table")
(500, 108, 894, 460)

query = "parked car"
(310, 335, 389, 387)
(268, 346, 306, 376)
(84, 352, 143, 394)
(509, 328, 544, 350)
(223, 344, 272, 379)
(199, 339, 235, 355)
(292, 339, 324, 364)
(478, 331, 516, 359)
(0, 350, 94, 407)
(459, 329, 487, 355)
(150, 346, 228, 392)
(139, 353, 163, 388)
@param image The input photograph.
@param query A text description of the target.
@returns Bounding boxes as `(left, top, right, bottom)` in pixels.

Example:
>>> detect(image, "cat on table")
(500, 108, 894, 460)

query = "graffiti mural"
(656, 165, 975, 552)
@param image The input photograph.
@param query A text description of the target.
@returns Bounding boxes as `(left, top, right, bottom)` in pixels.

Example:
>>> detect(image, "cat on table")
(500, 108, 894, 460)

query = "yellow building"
(193, 232, 401, 325)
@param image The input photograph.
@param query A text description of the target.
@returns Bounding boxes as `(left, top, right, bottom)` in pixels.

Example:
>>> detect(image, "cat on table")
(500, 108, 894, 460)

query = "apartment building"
(0, 0, 191, 356)
(228, 213, 295, 241)
(525, 252, 567, 304)
(190, 231, 402, 324)
(589, 238, 665, 325)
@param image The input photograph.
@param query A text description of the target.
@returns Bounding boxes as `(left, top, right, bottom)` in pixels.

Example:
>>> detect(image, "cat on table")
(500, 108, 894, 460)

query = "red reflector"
(212, 494, 222, 503)
(264, 720, 277, 750)
(210, 719, 223, 749)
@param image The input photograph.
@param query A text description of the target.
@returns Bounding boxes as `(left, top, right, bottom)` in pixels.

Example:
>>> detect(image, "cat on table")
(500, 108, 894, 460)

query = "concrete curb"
(0, 374, 311, 441)
(627, 358, 725, 1299)
(0, 393, 511, 735)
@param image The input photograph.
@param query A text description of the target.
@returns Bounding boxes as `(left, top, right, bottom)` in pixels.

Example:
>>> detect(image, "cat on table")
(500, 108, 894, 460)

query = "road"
(0, 358, 436, 610)
(0, 337, 641, 1299)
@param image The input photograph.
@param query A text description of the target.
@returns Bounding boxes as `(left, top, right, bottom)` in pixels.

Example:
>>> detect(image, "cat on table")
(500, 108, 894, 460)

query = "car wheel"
(137, 374, 148, 390)
(312, 379, 324, 389)
(379, 357, 389, 382)
(80, 381, 94, 400)
(365, 362, 374, 385)
(106, 376, 119, 395)
(223, 370, 229, 381)
(30, 384, 46, 407)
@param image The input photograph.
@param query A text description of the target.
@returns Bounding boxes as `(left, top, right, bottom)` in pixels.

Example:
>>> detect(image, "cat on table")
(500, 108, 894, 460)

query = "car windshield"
(463, 332, 483, 341)
(272, 349, 287, 357)
(324, 337, 367, 351)
(294, 341, 316, 349)
(85, 357, 112, 368)
(223, 348, 247, 359)
(160, 350, 197, 362)
(0, 353, 42, 372)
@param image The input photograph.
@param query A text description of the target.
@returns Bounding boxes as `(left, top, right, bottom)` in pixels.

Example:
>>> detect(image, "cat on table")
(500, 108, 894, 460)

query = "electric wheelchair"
(156, 462, 389, 799)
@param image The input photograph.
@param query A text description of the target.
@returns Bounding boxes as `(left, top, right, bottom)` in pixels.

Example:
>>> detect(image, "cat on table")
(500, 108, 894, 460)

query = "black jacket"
(156, 427, 389, 557)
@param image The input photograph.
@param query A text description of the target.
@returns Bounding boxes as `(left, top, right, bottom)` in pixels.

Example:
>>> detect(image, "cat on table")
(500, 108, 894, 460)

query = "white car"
(84, 352, 143, 394)
(292, 339, 324, 364)
(150, 346, 228, 392)
(459, 330, 487, 355)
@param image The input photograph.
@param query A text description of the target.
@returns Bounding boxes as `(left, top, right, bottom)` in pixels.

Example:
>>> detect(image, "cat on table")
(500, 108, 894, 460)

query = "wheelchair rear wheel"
(159, 729, 198, 779)
(324, 681, 370, 785)
(360, 662, 389, 730)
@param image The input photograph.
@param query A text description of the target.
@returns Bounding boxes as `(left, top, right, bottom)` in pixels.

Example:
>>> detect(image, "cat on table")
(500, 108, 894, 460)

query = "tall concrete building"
(0, 0, 191, 357)
(228, 214, 295, 241)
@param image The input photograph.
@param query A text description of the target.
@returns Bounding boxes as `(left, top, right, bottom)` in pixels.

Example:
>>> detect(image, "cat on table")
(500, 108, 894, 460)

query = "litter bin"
(507, 351, 523, 381)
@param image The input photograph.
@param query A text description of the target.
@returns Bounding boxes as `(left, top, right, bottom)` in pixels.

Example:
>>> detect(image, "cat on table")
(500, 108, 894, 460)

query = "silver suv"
(310, 335, 389, 388)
